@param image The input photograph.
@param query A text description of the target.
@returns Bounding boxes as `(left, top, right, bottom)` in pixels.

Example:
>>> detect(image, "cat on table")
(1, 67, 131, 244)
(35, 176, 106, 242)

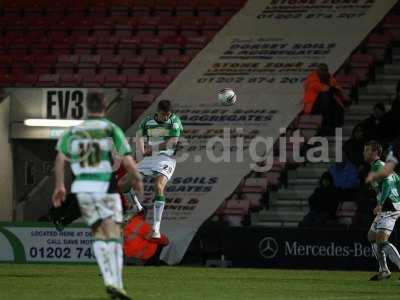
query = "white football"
(218, 88, 237, 106)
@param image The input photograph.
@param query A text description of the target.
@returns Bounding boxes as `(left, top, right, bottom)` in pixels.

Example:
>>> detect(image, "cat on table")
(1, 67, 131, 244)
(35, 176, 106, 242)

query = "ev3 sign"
(42, 88, 87, 119)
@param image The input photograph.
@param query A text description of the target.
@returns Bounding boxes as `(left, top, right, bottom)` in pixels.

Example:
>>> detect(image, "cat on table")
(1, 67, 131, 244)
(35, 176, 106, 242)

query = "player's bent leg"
(152, 175, 168, 239)
(377, 230, 400, 271)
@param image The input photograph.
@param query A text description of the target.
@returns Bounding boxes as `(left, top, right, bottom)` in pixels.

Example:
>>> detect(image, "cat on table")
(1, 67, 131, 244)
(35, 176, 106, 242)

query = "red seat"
(144, 56, 167, 75)
(185, 35, 210, 55)
(114, 19, 135, 37)
(37, 74, 60, 87)
(0, 74, 15, 87)
(133, 93, 156, 109)
(158, 16, 179, 36)
(132, 108, 147, 121)
(11, 55, 34, 74)
(120, 56, 145, 75)
(59, 74, 83, 87)
(126, 74, 149, 95)
(33, 55, 58, 74)
(99, 55, 122, 75)
(178, 16, 202, 37)
(104, 74, 127, 87)
(92, 18, 114, 38)
(148, 74, 172, 95)
(161, 35, 185, 55)
(50, 36, 75, 55)
(136, 17, 158, 36)
(118, 37, 140, 56)
(140, 37, 162, 55)
(109, 0, 134, 17)
(96, 36, 119, 56)
(66, 0, 88, 17)
(46, 1, 66, 17)
(56, 54, 79, 74)
(14, 74, 38, 87)
(87, 0, 109, 18)
(77, 55, 101, 75)
(132, 0, 154, 16)
(196, 0, 218, 16)
(30, 35, 51, 55)
(175, 0, 197, 16)
(201, 16, 228, 35)
(154, 0, 177, 17)
(73, 36, 97, 55)
(69, 18, 93, 37)
(9, 36, 29, 54)
(349, 53, 375, 82)
(0, 55, 13, 73)
(219, 0, 246, 16)
(166, 54, 191, 76)
(82, 74, 105, 87)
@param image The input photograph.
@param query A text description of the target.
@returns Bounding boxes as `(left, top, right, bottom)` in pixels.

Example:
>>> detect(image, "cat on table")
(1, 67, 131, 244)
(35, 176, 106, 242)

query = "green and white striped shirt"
(137, 113, 183, 157)
(56, 117, 132, 193)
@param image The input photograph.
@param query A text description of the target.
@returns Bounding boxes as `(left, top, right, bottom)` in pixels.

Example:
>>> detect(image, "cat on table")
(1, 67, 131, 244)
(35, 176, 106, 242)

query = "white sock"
(107, 239, 124, 289)
(383, 242, 400, 270)
(153, 201, 165, 233)
(372, 243, 389, 273)
(93, 240, 113, 286)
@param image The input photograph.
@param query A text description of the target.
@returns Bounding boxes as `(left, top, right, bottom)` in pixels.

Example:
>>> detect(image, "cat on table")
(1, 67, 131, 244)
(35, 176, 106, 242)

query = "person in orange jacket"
(116, 165, 169, 263)
(303, 63, 344, 135)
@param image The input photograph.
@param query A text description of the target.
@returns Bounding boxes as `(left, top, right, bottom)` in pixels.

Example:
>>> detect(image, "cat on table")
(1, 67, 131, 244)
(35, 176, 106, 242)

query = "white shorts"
(369, 211, 400, 233)
(137, 155, 176, 181)
(76, 193, 123, 226)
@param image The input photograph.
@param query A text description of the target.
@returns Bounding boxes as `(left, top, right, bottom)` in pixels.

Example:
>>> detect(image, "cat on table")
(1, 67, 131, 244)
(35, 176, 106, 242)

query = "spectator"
(343, 124, 367, 168)
(328, 153, 360, 202)
(385, 81, 400, 138)
(358, 102, 393, 145)
(303, 63, 344, 136)
(299, 172, 339, 226)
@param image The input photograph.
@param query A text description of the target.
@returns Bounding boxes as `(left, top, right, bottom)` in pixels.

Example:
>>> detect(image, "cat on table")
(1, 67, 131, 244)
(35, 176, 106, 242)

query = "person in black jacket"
(299, 172, 339, 226)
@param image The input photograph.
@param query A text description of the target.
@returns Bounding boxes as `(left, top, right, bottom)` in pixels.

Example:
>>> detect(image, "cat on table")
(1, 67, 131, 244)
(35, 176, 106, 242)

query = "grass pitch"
(0, 264, 399, 299)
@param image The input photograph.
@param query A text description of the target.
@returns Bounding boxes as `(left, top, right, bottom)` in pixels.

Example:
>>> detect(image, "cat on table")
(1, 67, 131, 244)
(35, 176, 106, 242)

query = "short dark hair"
(373, 102, 386, 112)
(158, 100, 171, 113)
(365, 140, 382, 156)
(86, 92, 106, 113)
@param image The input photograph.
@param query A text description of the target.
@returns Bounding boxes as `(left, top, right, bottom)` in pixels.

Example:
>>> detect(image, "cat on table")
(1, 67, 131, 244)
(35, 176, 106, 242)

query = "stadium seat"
(220, 0, 245, 16)
(185, 36, 210, 55)
(153, 0, 177, 17)
(132, 93, 157, 109)
(126, 74, 150, 95)
(0, 74, 15, 87)
(11, 55, 34, 74)
(148, 74, 173, 95)
(51, 36, 74, 55)
(158, 16, 180, 36)
(9, 36, 29, 54)
(14, 73, 38, 87)
(144, 56, 167, 75)
(382, 14, 400, 39)
(46, 1, 66, 17)
(201, 16, 227, 36)
(73, 36, 97, 55)
(114, 19, 135, 37)
(132, 108, 147, 121)
(179, 16, 202, 37)
(364, 31, 393, 62)
(33, 55, 57, 74)
(120, 56, 145, 75)
(59, 74, 83, 87)
(99, 55, 123, 75)
(0, 55, 13, 73)
(196, 0, 218, 16)
(139, 37, 162, 55)
(161, 35, 185, 55)
(88, 1, 110, 18)
(82, 74, 105, 87)
(109, 0, 133, 17)
(349, 52, 375, 82)
(56, 54, 79, 74)
(132, 0, 154, 17)
(37, 74, 60, 87)
(77, 55, 101, 75)
(95, 36, 119, 56)
(104, 74, 127, 88)
(136, 17, 158, 36)
(118, 37, 140, 56)
(92, 18, 114, 38)
(243, 178, 268, 192)
(166, 54, 192, 76)
(175, 0, 197, 16)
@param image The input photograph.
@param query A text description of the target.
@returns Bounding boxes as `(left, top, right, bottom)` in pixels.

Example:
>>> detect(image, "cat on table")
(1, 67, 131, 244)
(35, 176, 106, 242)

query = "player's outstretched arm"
(52, 152, 67, 208)
(366, 161, 396, 184)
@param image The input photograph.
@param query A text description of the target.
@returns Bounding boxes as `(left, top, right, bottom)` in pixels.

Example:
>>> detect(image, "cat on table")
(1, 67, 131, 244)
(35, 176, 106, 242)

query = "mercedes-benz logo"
(258, 237, 279, 259)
